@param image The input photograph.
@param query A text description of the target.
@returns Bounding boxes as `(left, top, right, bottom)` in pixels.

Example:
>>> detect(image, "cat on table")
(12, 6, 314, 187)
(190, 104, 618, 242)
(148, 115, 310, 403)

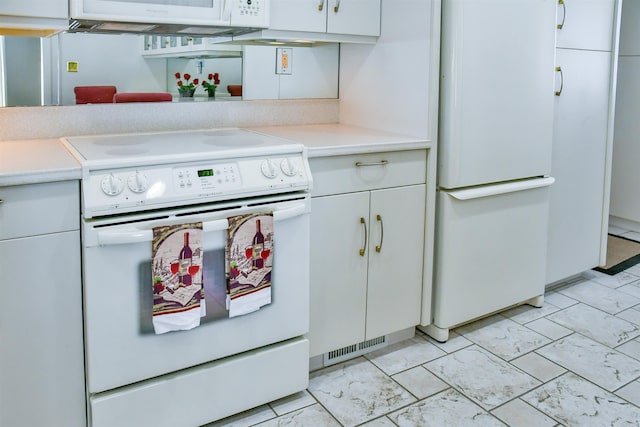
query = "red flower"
(175, 72, 197, 92)
(174, 72, 181, 79)
(183, 73, 191, 81)
(193, 78, 199, 85)
(202, 72, 221, 91)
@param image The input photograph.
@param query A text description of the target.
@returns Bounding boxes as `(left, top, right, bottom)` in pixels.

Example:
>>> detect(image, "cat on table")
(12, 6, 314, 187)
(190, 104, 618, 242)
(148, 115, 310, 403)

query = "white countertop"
(0, 139, 81, 186)
(0, 124, 432, 186)
(249, 124, 432, 157)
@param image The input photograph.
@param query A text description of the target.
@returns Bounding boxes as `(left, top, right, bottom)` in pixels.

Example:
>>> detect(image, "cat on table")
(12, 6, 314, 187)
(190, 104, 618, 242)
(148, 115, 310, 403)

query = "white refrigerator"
(424, 0, 557, 342)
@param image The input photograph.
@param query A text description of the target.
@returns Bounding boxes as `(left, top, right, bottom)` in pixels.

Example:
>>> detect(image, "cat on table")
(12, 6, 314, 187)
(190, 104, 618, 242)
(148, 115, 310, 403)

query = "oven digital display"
(197, 169, 214, 177)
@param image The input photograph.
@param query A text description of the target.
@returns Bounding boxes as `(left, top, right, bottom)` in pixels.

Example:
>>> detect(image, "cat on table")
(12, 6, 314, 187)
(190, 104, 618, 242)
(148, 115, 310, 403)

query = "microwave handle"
(97, 218, 230, 246)
(222, 0, 233, 21)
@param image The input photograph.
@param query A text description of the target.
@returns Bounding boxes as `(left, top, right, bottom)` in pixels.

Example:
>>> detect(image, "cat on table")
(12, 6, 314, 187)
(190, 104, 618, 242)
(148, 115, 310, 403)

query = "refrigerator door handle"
(447, 177, 555, 201)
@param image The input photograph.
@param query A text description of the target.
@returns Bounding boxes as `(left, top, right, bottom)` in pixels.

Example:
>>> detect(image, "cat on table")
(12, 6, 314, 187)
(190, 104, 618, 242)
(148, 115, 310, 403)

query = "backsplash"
(0, 99, 339, 141)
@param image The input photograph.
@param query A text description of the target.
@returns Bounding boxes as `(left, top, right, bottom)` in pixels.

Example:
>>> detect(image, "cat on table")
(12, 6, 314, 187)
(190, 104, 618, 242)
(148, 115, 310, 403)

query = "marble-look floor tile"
(524, 317, 572, 340)
(490, 398, 557, 427)
(365, 336, 445, 375)
(307, 357, 416, 427)
(391, 366, 449, 399)
(501, 302, 560, 324)
(581, 269, 640, 288)
(359, 416, 396, 426)
(510, 352, 566, 383)
(424, 330, 473, 353)
(522, 372, 640, 426)
(536, 333, 640, 391)
(455, 315, 550, 361)
(616, 380, 640, 407)
(617, 308, 640, 327)
(254, 404, 340, 427)
(608, 225, 628, 236)
(621, 231, 640, 243)
(424, 345, 540, 410)
(388, 389, 506, 426)
(622, 263, 640, 278)
(619, 282, 640, 299)
(546, 303, 640, 347)
(207, 405, 275, 427)
(557, 280, 640, 314)
(543, 291, 578, 309)
(616, 339, 640, 361)
(268, 391, 316, 416)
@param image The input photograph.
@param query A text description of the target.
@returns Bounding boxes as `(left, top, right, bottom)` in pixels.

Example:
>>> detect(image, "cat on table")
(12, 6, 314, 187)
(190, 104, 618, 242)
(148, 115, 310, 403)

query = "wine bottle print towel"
(226, 212, 274, 318)
(151, 222, 204, 334)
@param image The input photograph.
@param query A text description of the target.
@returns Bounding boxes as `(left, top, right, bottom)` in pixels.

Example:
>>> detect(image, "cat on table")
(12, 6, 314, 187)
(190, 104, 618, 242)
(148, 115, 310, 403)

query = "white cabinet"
(0, 0, 68, 35)
(555, 0, 615, 51)
(269, 0, 381, 37)
(308, 150, 426, 358)
(141, 36, 241, 58)
(0, 181, 86, 427)
(546, 0, 620, 284)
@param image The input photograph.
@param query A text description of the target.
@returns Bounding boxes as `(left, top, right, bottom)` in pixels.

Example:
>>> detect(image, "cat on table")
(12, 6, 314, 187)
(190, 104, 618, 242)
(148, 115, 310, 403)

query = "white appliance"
(69, 0, 269, 36)
(423, 0, 557, 342)
(61, 129, 312, 427)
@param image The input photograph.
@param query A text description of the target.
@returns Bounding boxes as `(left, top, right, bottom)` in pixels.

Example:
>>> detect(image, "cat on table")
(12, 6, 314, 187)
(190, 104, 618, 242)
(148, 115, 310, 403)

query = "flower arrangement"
(202, 73, 221, 95)
(174, 72, 198, 95)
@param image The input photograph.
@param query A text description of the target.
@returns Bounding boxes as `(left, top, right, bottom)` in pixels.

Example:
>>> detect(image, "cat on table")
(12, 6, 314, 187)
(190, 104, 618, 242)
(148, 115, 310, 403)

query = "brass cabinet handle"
(375, 214, 384, 253)
(318, 0, 324, 11)
(555, 66, 563, 96)
(334, 0, 340, 13)
(557, 0, 566, 29)
(355, 160, 389, 167)
(359, 217, 367, 256)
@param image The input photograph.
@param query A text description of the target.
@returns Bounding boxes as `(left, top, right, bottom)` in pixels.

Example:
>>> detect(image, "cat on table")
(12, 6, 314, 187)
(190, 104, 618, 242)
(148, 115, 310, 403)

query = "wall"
(609, 0, 640, 228)
(338, 0, 439, 141)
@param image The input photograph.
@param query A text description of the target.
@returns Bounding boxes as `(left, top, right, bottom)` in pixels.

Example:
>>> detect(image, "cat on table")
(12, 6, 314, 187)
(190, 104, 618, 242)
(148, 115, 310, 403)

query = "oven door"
(82, 194, 310, 394)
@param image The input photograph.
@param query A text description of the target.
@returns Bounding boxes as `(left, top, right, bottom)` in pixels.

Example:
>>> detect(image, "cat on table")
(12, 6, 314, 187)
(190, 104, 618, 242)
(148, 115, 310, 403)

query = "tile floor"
(210, 247, 640, 426)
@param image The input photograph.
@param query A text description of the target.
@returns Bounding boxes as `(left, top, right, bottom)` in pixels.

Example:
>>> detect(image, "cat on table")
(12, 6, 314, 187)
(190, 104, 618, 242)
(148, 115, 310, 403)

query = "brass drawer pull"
(557, 0, 566, 30)
(318, 0, 324, 11)
(375, 214, 384, 253)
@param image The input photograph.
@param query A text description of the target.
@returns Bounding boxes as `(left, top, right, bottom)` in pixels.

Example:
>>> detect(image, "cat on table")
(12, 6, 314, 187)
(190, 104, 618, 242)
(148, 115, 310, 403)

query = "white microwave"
(69, 0, 270, 34)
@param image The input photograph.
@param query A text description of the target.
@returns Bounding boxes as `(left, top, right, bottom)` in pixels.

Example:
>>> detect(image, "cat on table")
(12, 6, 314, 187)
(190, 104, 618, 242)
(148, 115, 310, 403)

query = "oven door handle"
(97, 219, 230, 246)
(273, 203, 307, 222)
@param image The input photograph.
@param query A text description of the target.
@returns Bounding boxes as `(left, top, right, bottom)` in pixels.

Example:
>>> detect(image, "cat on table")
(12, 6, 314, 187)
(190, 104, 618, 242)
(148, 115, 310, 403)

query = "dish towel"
(151, 222, 204, 334)
(226, 212, 274, 318)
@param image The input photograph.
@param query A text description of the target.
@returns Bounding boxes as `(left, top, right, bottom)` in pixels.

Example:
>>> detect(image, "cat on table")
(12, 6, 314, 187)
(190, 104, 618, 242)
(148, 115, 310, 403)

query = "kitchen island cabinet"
(546, 0, 620, 284)
(308, 150, 426, 360)
(0, 180, 86, 427)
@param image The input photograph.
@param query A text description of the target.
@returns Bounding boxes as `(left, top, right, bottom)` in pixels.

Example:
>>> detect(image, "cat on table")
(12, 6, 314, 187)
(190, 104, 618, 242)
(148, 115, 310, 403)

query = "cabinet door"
(326, 0, 381, 37)
(0, 232, 86, 427)
(1, 0, 68, 19)
(546, 48, 612, 284)
(366, 184, 425, 340)
(619, 0, 640, 55)
(269, 0, 327, 32)
(555, 0, 615, 51)
(308, 192, 369, 357)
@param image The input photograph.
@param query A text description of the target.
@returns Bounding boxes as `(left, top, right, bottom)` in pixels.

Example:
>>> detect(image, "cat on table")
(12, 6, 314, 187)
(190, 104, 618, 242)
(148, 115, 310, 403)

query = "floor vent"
(323, 335, 387, 366)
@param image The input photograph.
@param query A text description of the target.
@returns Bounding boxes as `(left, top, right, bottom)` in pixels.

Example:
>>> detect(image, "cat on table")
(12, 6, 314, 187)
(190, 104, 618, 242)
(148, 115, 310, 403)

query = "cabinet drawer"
(0, 181, 79, 240)
(555, 0, 615, 51)
(309, 150, 427, 197)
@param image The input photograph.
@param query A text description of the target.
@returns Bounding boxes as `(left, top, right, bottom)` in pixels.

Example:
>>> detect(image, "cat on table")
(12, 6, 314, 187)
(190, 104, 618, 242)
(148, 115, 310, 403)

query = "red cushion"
(74, 86, 117, 104)
(113, 92, 173, 103)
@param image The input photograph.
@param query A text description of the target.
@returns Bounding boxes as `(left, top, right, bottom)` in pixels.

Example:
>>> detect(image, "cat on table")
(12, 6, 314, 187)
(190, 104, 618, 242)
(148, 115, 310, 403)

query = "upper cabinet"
(0, 0, 68, 36)
(555, 0, 616, 51)
(270, 0, 381, 37)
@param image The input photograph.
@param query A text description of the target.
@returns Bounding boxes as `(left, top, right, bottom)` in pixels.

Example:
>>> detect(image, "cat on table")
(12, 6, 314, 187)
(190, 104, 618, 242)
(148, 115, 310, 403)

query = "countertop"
(0, 124, 432, 186)
(249, 123, 431, 157)
(0, 138, 81, 186)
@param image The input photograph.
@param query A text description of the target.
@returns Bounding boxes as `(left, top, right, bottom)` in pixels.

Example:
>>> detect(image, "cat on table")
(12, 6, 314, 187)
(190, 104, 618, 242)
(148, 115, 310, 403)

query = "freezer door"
(433, 178, 554, 329)
(439, 0, 556, 189)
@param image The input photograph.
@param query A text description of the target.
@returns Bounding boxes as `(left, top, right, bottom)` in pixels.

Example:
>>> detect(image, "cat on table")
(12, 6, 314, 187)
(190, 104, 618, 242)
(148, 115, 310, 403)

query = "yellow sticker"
(67, 61, 79, 72)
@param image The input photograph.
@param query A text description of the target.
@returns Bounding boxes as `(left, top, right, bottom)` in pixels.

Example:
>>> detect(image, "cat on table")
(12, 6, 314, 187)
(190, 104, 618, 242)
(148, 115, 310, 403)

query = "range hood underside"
(68, 19, 262, 37)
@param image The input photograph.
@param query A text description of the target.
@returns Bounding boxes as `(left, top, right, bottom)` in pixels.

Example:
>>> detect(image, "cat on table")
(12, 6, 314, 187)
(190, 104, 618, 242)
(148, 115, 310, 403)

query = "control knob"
(127, 171, 150, 193)
(280, 158, 298, 177)
(260, 159, 279, 179)
(101, 173, 124, 196)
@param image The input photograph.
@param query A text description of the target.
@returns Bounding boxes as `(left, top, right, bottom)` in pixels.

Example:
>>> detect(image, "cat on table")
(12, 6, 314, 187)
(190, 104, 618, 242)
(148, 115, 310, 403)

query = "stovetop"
(61, 128, 312, 218)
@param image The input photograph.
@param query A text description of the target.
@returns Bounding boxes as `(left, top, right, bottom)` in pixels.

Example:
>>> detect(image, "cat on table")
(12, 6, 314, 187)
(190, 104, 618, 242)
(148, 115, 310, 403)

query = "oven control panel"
(84, 153, 312, 217)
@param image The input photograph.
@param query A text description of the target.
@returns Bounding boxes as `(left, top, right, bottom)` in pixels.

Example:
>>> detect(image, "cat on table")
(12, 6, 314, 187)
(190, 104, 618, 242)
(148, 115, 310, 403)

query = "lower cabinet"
(308, 150, 427, 358)
(0, 181, 85, 427)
